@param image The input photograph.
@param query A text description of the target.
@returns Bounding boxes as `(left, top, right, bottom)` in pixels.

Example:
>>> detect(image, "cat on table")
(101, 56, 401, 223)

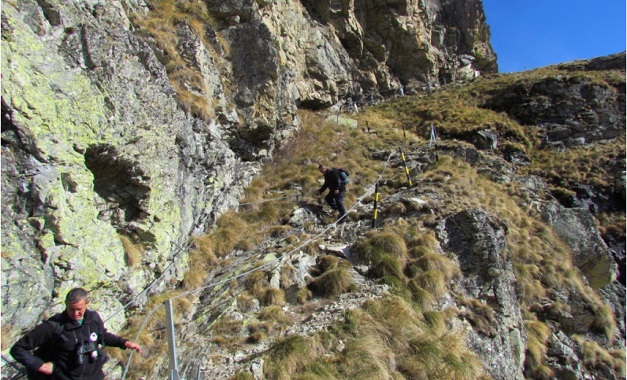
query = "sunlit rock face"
(1, 0, 495, 343)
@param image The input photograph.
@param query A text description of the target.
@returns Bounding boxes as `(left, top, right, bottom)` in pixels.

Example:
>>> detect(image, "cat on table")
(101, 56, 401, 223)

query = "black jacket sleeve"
(10, 322, 55, 372)
(93, 312, 128, 349)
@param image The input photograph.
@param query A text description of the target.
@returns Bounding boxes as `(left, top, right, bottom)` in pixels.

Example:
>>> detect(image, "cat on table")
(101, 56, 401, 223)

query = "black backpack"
(334, 168, 350, 184)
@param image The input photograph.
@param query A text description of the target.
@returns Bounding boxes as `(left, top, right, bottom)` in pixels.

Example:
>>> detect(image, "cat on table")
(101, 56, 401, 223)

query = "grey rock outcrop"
(482, 53, 626, 148)
(541, 201, 617, 289)
(438, 209, 526, 380)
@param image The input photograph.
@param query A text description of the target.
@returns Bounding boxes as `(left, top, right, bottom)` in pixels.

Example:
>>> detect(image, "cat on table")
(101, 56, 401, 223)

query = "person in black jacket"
(10, 287, 142, 380)
(318, 164, 347, 220)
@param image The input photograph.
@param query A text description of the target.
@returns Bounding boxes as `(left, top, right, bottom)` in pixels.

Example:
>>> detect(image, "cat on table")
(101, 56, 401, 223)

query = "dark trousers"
(325, 191, 346, 217)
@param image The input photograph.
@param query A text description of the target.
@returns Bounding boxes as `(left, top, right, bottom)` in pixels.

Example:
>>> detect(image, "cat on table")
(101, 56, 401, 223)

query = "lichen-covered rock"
(1, 0, 258, 342)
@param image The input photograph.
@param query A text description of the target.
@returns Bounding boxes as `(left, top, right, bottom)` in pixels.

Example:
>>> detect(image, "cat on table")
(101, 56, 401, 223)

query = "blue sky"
(482, 1, 626, 73)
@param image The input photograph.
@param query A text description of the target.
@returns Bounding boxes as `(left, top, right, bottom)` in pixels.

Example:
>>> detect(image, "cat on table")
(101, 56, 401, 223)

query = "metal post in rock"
(399, 147, 413, 187)
(165, 299, 182, 380)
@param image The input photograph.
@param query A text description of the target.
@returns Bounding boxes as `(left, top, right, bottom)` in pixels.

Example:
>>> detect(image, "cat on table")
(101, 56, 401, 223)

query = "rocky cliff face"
(1, 0, 495, 344)
(3, 1, 624, 380)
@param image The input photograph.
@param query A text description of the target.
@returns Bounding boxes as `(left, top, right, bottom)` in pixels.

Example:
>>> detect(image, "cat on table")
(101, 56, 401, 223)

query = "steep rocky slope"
(155, 55, 624, 380)
(2, 0, 625, 379)
(1, 0, 495, 338)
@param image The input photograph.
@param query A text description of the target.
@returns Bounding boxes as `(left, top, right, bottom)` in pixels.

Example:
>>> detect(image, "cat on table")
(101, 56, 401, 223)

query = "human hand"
(125, 341, 142, 353)
(38, 362, 54, 375)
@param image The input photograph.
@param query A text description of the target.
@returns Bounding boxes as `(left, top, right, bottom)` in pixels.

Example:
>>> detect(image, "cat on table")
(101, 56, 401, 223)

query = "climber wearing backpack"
(10, 287, 142, 380)
(317, 164, 349, 221)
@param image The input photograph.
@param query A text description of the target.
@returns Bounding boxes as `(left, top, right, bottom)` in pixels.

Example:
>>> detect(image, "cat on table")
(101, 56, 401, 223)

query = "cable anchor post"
(165, 299, 183, 380)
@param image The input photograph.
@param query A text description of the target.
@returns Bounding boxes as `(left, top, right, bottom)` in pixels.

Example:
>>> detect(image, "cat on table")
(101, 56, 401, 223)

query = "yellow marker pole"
(399, 147, 413, 187)
(372, 182, 379, 229)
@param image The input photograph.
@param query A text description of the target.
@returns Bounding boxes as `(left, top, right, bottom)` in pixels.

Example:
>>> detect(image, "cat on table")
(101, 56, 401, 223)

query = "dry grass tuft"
(355, 230, 408, 264)
(258, 305, 292, 324)
(309, 267, 355, 297)
(340, 335, 392, 379)
(212, 212, 250, 256)
(264, 335, 318, 379)
(592, 303, 617, 341)
(119, 234, 144, 267)
(183, 236, 220, 290)
(459, 298, 497, 337)
(262, 288, 286, 306)
(370, 255, 406, 281)
(408, 282, 435, 311)
(524, 320, 552, 371)
(296, 287, 313, 304)
(279, 265, 295, 289)
(410, 270, 447, 299)
(246, 270, 269, 298)
(573, 335, 626, 377)
(423, 311, 447, 336)
(311, 255, 341, 275)
(407, 253, 460, 281)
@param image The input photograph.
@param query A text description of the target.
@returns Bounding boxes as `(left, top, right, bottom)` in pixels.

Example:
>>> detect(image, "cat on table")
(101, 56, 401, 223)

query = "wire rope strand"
(121, 302, 164, 380)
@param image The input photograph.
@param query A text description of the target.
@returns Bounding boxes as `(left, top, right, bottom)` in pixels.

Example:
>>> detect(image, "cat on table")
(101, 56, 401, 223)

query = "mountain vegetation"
(112, 56, 625, 380)
(1, 1, 623, 379)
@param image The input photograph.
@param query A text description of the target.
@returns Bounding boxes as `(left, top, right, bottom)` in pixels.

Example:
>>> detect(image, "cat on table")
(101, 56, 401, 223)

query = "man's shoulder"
(83, 309, 104, 324)
(40, 313, 71, 334)
(46, 312, 66, 323)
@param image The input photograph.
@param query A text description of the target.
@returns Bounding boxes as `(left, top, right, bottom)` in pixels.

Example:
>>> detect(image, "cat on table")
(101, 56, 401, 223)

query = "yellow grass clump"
(309, 267, 356, 297)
